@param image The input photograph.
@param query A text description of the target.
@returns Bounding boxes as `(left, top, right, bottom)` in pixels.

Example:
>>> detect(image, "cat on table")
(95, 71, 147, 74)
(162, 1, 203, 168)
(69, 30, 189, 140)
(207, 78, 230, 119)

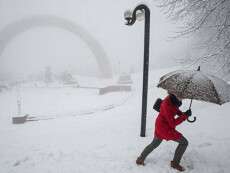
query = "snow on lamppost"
(124, 4, 150, 137)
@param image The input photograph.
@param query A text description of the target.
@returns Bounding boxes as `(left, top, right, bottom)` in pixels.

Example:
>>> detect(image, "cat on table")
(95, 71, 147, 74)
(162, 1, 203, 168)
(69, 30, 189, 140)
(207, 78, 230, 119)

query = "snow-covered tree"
(44, 66, 53, 84)
(157, 0, 230, 77)
(59, 71, 79, 86)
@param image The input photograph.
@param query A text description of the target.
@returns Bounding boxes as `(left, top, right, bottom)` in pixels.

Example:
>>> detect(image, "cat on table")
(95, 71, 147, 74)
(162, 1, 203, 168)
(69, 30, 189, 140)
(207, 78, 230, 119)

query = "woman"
(136, 93, 191, 172)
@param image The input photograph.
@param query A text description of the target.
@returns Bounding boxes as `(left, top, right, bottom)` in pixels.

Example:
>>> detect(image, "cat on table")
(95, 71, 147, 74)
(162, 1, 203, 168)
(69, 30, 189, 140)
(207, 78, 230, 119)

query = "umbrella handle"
(189, 99, 193, 109)
(187, 98, 196, 123)
(187, 116, 196, 123)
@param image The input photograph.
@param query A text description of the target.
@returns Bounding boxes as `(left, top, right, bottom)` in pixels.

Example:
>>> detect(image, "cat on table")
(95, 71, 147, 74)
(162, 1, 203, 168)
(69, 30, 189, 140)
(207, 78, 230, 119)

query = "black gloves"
(184, 109, 192, 117)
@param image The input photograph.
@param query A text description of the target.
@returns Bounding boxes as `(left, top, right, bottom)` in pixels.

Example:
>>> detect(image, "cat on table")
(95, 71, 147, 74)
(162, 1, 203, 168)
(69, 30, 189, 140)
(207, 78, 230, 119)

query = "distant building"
(117, 73, 133, 84)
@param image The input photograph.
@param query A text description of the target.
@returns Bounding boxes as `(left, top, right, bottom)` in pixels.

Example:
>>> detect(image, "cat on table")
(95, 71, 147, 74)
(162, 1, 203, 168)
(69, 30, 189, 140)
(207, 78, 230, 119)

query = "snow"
(1, 68, 230, 173)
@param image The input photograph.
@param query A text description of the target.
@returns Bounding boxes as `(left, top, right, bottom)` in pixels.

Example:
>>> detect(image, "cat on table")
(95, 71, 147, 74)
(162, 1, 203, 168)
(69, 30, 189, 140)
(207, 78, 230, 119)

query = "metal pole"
(140, 8, 150, 137)
(125, 4, 150, 137)
(189, 99, 193, 109)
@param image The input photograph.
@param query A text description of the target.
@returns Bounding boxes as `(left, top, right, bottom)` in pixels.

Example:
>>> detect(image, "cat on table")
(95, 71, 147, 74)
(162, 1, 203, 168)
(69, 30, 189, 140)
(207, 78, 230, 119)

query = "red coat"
(154, 95, 187, 141)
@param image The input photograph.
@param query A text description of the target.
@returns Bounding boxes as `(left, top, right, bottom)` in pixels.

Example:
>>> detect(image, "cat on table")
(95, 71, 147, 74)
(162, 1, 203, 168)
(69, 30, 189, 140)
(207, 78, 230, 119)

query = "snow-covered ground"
(0, 68, 230, 173)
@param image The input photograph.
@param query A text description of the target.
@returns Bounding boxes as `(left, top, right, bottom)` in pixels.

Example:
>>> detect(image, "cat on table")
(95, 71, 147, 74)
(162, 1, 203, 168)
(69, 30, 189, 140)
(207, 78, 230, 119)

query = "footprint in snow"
(13, 157, 29, 167)
(198, 142, 212, 148)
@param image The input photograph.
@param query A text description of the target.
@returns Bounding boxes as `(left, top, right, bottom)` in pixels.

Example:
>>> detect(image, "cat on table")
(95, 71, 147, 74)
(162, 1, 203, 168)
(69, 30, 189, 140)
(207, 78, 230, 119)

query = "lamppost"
(124, 4, 150, 137)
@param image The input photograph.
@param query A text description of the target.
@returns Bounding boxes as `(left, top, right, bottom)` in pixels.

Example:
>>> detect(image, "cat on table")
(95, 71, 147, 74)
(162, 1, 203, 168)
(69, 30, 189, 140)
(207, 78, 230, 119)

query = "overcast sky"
(0, 0, 190, 79)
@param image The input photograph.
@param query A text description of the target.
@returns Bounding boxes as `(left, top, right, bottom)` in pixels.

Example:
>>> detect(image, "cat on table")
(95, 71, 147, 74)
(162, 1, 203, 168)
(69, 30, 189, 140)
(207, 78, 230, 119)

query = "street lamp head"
(124, 10, 133, 25)
(124, 8, 145, 25)
(136, 9, 145, 21)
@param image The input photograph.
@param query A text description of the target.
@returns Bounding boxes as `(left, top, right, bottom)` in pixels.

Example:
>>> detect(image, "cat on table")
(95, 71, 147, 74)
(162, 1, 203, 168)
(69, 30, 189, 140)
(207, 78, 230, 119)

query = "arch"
(0, 15, 112, 78)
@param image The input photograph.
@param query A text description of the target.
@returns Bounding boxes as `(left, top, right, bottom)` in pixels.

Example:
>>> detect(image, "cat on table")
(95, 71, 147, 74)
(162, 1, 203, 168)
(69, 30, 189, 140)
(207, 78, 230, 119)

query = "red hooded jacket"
(154, 95, 187, 141)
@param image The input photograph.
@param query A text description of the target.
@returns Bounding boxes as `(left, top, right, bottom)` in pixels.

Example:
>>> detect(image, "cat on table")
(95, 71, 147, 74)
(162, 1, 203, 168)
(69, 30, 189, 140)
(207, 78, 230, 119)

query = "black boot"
(170, 161, 185, 172)
(136, 156, 145, 166)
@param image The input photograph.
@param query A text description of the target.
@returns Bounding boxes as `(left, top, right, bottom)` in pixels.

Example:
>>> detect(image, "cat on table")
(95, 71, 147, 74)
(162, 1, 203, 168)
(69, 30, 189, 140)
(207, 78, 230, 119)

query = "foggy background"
(1, 1, 230, 173)
(0, 0, 189, 81)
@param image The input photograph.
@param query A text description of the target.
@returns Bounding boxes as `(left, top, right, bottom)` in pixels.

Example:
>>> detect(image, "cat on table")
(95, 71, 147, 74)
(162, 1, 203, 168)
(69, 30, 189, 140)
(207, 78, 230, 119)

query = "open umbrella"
(157, 67, 230, 122)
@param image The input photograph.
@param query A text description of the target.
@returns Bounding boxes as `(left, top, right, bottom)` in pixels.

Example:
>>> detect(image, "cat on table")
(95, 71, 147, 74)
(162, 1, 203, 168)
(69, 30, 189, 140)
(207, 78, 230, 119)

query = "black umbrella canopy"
(157, 70, 230, 105)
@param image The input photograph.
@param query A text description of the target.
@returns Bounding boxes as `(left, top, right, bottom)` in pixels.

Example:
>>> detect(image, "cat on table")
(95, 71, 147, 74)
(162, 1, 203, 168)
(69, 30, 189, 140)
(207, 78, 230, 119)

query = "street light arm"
(125, 4, 150, 25)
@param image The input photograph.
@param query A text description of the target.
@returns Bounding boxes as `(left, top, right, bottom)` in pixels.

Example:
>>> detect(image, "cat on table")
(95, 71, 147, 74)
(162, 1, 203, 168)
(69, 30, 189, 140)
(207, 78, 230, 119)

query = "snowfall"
(1, 67, 230, 173)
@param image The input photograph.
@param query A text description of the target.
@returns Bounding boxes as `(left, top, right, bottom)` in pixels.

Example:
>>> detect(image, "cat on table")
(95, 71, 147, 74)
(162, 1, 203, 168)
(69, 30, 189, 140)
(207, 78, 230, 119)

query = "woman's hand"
(184, 109, 192, 117)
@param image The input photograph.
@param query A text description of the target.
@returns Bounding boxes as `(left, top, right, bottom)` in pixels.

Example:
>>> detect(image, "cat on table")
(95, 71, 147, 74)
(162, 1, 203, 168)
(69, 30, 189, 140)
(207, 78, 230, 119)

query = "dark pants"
(140, 136, 188, 164)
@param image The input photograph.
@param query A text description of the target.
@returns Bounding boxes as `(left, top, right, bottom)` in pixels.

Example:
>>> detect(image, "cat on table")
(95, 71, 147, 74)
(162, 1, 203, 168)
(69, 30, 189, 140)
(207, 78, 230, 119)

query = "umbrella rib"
(157, 73, 181, 88)
(180, 73, 195, 99)
(212, 84, 222, 105)
(159, 70, 185, 82)
(205, 75, 222, 105)
(198, 72, 221, 105)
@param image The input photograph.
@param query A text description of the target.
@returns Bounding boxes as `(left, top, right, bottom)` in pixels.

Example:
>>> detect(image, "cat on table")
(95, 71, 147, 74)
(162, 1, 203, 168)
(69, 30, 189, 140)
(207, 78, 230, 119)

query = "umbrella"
(157, 67, 230, 122)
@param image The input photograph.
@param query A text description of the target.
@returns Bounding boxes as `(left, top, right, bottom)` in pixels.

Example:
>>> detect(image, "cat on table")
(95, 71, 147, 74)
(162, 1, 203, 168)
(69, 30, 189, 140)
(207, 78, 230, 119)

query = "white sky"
(0, 0, 190, 79)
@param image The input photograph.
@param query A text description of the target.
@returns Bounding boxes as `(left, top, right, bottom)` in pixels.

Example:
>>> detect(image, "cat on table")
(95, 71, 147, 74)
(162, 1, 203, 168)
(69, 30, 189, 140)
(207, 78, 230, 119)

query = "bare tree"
(157, 0, 230, 77)
(44, 66, 53, 85)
